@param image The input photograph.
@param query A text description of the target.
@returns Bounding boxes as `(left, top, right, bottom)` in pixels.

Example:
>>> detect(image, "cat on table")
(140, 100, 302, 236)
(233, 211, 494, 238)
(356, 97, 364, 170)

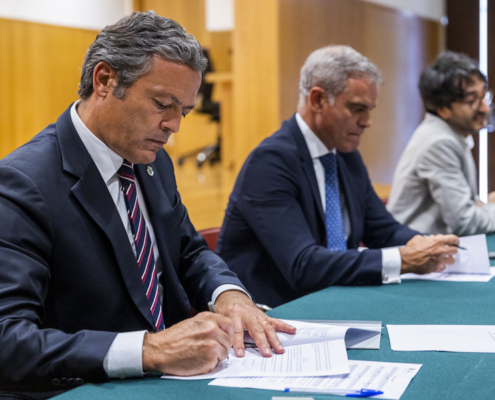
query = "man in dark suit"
(0, 11, 294, 398)
(217, 45, 459, 308)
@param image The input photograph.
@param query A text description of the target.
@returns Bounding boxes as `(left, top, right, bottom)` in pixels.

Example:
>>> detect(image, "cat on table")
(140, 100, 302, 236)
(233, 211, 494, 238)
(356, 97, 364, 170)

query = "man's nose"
(359, 111, 372, 128)
(161, 110, 182, 134)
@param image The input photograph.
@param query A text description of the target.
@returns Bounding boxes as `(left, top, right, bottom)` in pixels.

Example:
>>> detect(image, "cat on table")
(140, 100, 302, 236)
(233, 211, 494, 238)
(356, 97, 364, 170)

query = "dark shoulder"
(246, 119, 302, 168)
(0, 124, 61, 178)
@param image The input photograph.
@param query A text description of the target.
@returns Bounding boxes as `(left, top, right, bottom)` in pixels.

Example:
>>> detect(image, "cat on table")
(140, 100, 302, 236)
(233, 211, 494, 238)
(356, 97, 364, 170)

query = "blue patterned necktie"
(319, 153, 347, 251)
(118, 160, 164, 331)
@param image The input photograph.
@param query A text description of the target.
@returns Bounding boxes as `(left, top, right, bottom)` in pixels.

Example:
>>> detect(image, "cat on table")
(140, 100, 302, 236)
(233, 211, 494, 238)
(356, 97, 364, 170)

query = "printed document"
(209, 360, 422, 400)
(387, 325, 495, 353)
(244, 319, 381, 349)
(162, 340, 350, 380)
(401, 234, 492, 282)
(162, 321, 380, 380)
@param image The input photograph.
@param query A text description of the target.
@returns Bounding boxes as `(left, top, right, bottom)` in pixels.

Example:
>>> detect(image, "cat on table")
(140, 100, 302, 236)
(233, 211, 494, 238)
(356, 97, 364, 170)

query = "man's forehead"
(463, 75, 488, 93)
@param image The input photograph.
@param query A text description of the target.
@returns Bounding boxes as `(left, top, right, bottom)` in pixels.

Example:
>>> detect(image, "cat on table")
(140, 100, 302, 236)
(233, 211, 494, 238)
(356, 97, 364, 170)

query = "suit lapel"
(287, 116, 325, 223)
(337, 153, 359, 247)
(57, 105, 156, 329)
(135, 163, 178, 274)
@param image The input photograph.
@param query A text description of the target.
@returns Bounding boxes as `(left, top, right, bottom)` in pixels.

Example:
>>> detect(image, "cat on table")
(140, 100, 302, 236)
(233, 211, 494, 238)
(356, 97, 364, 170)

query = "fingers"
(259, 318, 285, 354)
(247, 317, 272, 357)
(269, 318, 297, 334)
(443, 255, 455, 265)
(231, 317, 246, 357)
(439, 234, 460, 246)
(198, 313, 233, 356)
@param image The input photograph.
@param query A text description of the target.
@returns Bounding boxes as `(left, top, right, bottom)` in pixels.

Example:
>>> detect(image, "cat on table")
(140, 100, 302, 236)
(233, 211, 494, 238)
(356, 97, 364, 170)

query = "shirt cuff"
(103, 330, 147, 379)
(381, 247, 402, 284)
(212, 284, 251, 304)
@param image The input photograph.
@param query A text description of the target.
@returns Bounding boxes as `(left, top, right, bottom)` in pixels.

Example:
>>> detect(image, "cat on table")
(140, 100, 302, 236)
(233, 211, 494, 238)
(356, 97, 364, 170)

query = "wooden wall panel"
(232, 0, 280, 169)
(0, 18, 96, 158)
(278, 0, 363, 122)
(359, 2, 441, 183)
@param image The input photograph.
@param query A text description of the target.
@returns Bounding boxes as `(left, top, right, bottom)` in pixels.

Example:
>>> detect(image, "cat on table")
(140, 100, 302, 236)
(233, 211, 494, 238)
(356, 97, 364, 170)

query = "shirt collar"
(295, 112, 336, 159)
(70, 101, 124, 183)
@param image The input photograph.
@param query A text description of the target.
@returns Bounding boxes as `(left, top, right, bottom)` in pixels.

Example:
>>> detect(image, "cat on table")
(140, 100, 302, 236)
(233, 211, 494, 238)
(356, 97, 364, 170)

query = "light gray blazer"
(387, 113, 495, 236)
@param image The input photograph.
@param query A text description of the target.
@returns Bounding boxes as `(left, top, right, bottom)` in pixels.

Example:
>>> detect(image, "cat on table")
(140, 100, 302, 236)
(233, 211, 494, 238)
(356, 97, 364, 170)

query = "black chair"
(177, 49, 221, 167)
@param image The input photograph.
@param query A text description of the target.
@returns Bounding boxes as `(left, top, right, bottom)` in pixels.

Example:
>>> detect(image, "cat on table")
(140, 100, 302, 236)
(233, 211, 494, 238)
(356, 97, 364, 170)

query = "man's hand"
(214, 290, 296, 358)
(399, 234, 459, 274)
(488, 191, 495, 204)
(142, 312, 233, 376)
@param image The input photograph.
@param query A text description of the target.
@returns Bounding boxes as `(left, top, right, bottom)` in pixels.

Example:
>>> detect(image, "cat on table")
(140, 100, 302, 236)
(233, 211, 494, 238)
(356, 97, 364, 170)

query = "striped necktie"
(118, 160, 164, 331)
(319, 153, 347, 251)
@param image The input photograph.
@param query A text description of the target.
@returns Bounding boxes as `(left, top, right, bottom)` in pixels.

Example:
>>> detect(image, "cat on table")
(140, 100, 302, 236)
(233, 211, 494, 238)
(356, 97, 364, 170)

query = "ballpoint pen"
(451, 244, 467, 250)
(284, 388, 384, 397)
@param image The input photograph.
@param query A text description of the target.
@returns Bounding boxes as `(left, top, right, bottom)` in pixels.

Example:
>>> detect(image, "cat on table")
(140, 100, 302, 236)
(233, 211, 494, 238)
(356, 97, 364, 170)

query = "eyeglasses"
(461, 90, 493, 110)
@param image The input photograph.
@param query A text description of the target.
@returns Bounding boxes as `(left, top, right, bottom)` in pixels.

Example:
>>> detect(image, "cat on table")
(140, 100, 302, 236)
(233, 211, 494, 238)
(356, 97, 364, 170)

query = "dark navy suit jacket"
(0, 105, 246, 395)
(217, 115, 418, 307)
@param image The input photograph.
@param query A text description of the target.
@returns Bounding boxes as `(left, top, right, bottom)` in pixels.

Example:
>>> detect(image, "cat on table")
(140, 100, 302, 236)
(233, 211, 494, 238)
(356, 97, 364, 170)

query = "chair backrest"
(199, 227, 221, 251)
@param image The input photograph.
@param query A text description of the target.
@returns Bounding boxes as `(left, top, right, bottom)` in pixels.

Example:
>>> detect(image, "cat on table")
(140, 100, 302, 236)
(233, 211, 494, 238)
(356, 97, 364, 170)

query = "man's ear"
(92, 61, 117, 98)
(308, 87, 327, 113)
(436, 106, 452, 121)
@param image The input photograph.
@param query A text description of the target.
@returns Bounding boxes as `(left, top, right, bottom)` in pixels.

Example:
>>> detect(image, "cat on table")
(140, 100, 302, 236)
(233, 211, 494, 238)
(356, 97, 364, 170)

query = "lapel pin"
(147, 166, 154, 176)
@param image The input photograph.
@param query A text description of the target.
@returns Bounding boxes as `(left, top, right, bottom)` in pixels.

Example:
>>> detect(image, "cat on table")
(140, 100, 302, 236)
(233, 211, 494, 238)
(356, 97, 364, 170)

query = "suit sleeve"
(234, 147, 384, 295)
(0, 167, 117, 391)
(417, 140, 495, 236)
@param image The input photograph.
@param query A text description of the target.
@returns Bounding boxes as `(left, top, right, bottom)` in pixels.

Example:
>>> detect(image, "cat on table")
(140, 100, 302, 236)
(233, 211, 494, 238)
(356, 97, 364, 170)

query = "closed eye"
(154, 99, 171, 110)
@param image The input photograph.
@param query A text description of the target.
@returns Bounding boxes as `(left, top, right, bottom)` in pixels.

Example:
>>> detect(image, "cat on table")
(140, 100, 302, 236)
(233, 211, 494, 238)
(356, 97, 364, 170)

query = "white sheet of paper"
(401, 234, 491, 281)
(387, 325, 495, 353)
(209, 360, 422, 400)
(295, 320, 382, 349)
(161, 340, 349, 380)
(401, 267, 495, 282)
(244, 319, 381, 349)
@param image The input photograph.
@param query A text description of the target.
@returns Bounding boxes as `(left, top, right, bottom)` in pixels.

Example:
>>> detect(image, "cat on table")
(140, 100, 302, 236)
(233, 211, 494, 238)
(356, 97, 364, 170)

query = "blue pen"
(284, 387, 383, 397)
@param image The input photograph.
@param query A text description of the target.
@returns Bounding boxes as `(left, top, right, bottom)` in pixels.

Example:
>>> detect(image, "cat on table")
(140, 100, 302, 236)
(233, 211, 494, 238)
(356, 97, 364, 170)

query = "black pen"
(451, 244, 467, 250)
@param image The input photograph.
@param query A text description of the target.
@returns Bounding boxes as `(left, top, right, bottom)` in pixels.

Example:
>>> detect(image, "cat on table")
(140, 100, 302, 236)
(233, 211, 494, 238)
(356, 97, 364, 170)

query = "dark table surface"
(55, 235, 495, 399)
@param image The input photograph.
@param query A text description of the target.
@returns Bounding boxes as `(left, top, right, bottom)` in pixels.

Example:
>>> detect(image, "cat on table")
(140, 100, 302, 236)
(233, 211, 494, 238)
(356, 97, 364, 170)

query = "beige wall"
(0, 18, 96, 158)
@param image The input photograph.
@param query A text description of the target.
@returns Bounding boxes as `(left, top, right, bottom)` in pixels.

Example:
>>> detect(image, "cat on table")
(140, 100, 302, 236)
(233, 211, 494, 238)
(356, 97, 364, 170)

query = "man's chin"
(127, 151, 158, 165)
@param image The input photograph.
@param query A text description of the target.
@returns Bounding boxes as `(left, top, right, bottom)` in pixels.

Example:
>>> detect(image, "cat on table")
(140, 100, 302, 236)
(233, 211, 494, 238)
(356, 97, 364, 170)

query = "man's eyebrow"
(347, 101, 376, 110)
(463, 90, 481, 97)
(170, 95, 195, 110)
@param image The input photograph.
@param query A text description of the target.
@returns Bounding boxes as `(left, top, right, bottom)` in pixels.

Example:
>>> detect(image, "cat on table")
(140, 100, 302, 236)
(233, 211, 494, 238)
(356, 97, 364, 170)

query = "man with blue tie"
(0, 11, 294, 398)
(217, 45, 460, 308)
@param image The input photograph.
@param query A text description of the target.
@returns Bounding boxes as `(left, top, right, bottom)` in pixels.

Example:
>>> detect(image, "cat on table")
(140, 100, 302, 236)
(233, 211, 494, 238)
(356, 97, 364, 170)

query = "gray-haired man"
(0, 11, 294, 397)
(217, 45, 459, 308)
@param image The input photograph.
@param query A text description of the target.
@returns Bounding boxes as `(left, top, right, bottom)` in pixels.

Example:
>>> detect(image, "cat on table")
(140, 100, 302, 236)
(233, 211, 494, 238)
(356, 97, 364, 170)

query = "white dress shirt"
(295, 113, 402, 284)
(70, 102, 247, 379)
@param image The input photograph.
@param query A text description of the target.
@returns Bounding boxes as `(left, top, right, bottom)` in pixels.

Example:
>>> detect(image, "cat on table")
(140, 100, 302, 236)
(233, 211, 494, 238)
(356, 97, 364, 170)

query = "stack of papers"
(401, 234, 495, 282)
(388, 325, 495, 353)
(209, 360, 422, 400)
(162, 320, 381, 380)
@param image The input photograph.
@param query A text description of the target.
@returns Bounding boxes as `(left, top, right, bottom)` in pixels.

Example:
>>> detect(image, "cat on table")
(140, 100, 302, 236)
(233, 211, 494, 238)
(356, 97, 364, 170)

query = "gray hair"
(298, 45, 382, 106)
(78, 11, 207, 100)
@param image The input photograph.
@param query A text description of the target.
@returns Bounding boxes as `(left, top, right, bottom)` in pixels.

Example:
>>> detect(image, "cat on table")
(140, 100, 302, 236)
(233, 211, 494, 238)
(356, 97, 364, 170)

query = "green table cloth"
(55, 234, 495, 399)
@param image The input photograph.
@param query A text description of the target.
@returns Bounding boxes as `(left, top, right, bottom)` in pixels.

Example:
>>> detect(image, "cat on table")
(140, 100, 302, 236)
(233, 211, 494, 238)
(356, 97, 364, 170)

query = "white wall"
(363, 0, 446, 21)
(0, 0, 133, 31)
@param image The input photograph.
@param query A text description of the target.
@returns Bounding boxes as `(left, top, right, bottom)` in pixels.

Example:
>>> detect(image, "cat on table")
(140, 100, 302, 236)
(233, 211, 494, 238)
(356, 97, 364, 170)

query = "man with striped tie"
(217, 45, 460, 308)
(0, 11, 294, 398)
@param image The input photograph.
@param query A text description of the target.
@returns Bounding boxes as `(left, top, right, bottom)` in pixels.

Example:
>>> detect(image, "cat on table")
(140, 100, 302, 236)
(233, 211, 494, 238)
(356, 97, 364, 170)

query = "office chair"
(177, 49, 221, 168)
